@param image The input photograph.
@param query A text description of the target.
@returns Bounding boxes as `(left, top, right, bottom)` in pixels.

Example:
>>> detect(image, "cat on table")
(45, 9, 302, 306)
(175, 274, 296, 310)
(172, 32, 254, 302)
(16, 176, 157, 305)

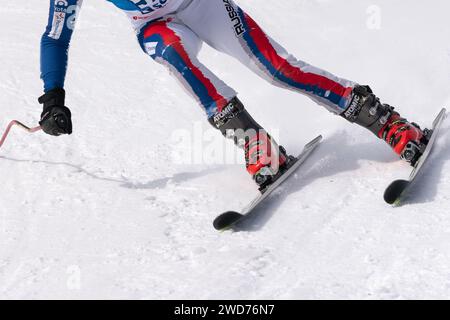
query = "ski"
(384, 108, 447, 205)
(213, 135, 322, 231)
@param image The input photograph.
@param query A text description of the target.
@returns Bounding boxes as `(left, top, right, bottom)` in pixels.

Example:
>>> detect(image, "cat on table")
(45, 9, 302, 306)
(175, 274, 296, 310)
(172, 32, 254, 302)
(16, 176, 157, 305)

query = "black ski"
(384, 108, 447, 205)
(213, 135, 322, 231)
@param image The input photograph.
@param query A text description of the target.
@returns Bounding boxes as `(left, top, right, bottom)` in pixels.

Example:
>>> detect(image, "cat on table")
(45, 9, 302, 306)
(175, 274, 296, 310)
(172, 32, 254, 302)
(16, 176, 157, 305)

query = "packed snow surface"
(1, 0, 450, 299)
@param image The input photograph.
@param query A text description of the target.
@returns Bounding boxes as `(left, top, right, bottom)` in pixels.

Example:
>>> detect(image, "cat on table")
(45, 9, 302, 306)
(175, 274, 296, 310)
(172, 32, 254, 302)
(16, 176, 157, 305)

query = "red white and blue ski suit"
(42, 0, 355, 118)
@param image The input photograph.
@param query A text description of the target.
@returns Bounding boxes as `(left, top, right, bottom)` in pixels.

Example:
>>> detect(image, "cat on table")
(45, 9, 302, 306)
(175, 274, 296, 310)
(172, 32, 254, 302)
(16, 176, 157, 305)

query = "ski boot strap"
(208, 97, 264, 146)
(341, 85, 395, 136)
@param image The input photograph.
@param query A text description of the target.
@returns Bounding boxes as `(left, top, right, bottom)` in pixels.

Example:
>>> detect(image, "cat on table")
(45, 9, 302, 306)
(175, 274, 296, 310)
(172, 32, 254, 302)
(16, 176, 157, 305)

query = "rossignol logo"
(223, 0, 245, 37)
(344, 95, 362, 121)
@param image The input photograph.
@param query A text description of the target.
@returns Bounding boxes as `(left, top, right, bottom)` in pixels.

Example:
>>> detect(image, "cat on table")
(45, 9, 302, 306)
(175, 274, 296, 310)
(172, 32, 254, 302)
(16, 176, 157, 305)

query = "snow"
(1, 0, 450, 299)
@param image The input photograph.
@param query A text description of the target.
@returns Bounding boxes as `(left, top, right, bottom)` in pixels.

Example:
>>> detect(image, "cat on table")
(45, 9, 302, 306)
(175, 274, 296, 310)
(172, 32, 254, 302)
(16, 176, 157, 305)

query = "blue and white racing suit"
(42, 0, 355, 118)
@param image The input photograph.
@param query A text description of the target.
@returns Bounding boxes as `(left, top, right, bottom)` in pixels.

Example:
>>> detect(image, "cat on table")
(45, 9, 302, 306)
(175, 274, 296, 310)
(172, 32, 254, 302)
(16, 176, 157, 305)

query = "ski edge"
(213, 135, 323, 231)
(384, 107, 447, 205)
(409, 107, 447, 181)
(241, 135, 323, 215)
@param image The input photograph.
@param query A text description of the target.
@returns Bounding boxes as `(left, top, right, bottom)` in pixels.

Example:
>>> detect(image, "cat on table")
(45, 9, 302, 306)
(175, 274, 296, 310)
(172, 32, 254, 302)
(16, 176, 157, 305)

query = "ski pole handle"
(0, 120, 41, 150)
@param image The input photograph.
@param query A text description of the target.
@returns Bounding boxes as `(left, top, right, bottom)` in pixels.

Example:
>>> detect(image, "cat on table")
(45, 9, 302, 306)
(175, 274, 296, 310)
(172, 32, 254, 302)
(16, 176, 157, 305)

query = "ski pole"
(0, 120, 41, 150)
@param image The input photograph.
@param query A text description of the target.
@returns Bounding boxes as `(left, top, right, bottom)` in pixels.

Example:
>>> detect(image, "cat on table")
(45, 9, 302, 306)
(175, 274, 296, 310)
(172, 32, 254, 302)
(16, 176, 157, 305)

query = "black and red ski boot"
(377, 112, 430, 164)
(342, 85, 429, 165)
(244, 131, 289, 188)
(209, 97, 290, 188)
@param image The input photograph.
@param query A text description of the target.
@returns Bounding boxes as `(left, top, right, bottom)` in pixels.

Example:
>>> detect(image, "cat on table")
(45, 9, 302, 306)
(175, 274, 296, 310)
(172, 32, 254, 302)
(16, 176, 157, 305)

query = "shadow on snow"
(233, 127, 450, 232)
(0, 125, 448, 231)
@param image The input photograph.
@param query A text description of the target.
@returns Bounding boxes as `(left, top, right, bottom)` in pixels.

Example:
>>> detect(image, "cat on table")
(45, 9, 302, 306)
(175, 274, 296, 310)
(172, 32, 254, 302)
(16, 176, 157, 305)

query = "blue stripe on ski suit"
(236, 8, 348, 109)
(143, 33, 219, 116)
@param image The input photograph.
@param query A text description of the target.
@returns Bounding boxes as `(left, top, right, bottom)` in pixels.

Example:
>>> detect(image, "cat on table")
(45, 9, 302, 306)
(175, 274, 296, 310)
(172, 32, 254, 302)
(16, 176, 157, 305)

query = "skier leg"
(139, 18, 286, 185)
(139, 19, 237, 118)
(172, 0, 350, 185)
(178, 0, 427, 165)
(178, 0, 355, 114)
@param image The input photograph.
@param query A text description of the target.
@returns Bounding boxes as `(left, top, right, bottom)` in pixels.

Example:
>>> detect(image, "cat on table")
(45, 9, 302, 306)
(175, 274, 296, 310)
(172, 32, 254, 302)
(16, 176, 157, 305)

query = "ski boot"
(244, 131, 289, 189)
(209, 97, 291, 189)
(342, 85, 430, 166)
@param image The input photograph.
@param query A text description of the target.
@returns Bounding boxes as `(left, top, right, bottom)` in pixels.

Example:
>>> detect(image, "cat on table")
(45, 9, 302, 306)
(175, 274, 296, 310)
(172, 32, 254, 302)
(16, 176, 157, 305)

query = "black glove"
(38, 88, 73, 136)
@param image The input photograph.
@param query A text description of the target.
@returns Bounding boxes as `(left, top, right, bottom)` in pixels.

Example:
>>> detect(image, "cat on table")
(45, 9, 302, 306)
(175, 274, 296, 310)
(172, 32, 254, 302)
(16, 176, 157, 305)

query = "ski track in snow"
(1, 0, 450, 299)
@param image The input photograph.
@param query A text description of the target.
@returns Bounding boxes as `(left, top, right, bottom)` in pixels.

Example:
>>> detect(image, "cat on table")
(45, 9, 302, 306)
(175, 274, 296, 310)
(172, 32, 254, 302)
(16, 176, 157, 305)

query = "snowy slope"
(1, 0, 450, 299)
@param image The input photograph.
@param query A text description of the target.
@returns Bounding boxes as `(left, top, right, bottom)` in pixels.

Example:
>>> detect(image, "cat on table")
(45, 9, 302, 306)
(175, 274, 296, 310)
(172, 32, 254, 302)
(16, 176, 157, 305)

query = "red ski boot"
(245, 131, 288, 187)
(342, 85, 429, 165)
(377, 112, 428, 164)
(209, 97, 289, 188)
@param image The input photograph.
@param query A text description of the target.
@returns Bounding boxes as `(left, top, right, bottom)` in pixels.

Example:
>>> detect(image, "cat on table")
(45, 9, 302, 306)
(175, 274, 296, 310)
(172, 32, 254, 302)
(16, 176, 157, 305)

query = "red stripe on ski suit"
(144, 21, 229, 111)
(243, 13, 352, 99)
